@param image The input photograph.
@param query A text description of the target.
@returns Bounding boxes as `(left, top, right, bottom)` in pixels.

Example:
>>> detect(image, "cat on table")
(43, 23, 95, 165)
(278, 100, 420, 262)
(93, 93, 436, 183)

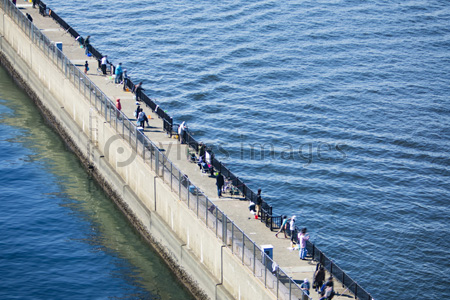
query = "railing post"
(205, 197, 208, 227)
(289, 277, 292, 300)
(135, 130, 138, 151)
(195, 186, 198, 211)
(264, 253, 267, 287)
(155, 149, 159, 176)
(276, 269, 279, 299)
(122, 117, 124, 138)
(231, 223, 234, 253)
(253, 243, 256, 275)
(104, 95, 107, 119)
(161, 155, 165, 178)
(150, 144, 154, 170)
(242, 232, 245, 264)
(170, 164, 172, 191)
(178, 170, 181, 196)
(222, 214, 226, 244)
(187, 179, 191, 210)
(215, 208, 218, 237)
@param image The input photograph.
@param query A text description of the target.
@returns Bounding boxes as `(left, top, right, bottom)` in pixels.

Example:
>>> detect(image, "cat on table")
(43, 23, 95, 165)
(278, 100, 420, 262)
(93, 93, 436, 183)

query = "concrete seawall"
(0, 3, 284, 300)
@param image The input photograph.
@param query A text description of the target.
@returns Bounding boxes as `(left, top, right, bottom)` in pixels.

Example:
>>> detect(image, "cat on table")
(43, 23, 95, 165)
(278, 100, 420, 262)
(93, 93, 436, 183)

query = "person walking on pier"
(216, 171, 224, 197)
(84, 61, 89, 74)
(298, 227, 310, 260)
(275, 215, 289, 238)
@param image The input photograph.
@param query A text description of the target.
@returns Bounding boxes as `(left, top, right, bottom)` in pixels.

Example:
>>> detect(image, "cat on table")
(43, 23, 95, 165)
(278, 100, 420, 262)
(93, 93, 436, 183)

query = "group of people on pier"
(83, 36, 338, 299)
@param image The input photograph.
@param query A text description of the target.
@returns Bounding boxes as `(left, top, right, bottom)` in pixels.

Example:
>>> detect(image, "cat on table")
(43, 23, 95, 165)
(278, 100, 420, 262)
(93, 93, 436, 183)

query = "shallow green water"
(0, 65, 194, 300)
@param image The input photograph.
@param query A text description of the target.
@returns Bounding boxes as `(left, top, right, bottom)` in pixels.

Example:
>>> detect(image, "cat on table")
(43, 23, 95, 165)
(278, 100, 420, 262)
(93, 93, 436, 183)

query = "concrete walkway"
(19, 4, 354, 299)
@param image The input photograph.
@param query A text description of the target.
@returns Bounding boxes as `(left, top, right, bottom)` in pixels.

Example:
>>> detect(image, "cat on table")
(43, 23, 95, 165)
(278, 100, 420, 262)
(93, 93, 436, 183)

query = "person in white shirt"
(290, 216, 297, 248)
(101, 55, 108, 75)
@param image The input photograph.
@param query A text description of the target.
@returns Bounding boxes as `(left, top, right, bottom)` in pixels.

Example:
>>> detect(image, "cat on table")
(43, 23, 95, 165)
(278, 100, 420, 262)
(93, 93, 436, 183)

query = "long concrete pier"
(0, 1, 364, 299)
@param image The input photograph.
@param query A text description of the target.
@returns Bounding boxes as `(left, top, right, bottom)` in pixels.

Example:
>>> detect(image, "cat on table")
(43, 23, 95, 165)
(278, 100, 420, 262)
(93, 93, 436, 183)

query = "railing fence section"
(1, 1, 372, 299)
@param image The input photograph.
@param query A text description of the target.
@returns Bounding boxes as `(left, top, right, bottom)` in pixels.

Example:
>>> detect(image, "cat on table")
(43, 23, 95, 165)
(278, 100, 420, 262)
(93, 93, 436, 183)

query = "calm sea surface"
(0, 66, 193, 299)
(3, 0, 450, 299)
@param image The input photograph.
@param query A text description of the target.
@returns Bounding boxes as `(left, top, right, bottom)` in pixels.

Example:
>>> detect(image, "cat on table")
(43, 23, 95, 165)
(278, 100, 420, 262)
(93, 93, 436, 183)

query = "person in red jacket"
(116, 99, 121, 118)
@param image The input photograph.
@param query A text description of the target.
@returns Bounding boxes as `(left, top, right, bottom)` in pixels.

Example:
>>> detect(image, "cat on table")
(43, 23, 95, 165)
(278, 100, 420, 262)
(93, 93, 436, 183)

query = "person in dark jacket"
(255, 189, 262, 217)
(319, 277, 335, 299)
(313, 264, 325, 292)
(216, 172, 224, 197)
(134, 81, 145, 101)
(83, 35, 90, 55)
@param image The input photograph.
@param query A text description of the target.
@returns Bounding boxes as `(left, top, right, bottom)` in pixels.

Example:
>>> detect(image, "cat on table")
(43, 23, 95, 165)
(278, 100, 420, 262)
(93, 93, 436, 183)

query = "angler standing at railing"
(178, 121, 187, 144)
(290, 215, 297, 248)
(115, 63, 123, 84)
(255, 189, 262, 217)
(101, 55, 108, 75)
(298, 227, 310, 260)
(198, 142, 205, 160)
(133, 81, 145, 101)
(83, 35, 91, 56)
(122, 69, 129, 91)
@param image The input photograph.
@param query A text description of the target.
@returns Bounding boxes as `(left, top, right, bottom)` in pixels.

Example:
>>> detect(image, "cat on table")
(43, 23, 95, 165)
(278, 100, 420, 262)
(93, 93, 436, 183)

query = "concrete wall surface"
(0, 6, 281, 300)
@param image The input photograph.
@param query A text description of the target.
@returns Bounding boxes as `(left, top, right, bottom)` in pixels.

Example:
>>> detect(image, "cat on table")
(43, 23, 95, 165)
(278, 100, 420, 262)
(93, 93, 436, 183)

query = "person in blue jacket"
(115, 63, 123, 84)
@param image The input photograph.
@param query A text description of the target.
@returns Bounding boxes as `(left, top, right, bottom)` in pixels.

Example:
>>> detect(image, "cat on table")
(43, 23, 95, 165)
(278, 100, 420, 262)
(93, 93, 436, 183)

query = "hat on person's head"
(304, 278, 308, 283)
(292, 216, 296, 219)
(116, 98, 120, 101)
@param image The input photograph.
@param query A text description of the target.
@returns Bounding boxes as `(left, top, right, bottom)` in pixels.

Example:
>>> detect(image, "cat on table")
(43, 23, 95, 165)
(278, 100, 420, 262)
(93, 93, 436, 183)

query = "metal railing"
(0, 1, 372, 299)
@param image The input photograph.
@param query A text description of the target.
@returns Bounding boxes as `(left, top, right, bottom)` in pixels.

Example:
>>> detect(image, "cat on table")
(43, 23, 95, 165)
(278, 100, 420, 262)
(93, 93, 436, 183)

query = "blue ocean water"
(4, 0, 450, 298)
(0, 67, 193, 299)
